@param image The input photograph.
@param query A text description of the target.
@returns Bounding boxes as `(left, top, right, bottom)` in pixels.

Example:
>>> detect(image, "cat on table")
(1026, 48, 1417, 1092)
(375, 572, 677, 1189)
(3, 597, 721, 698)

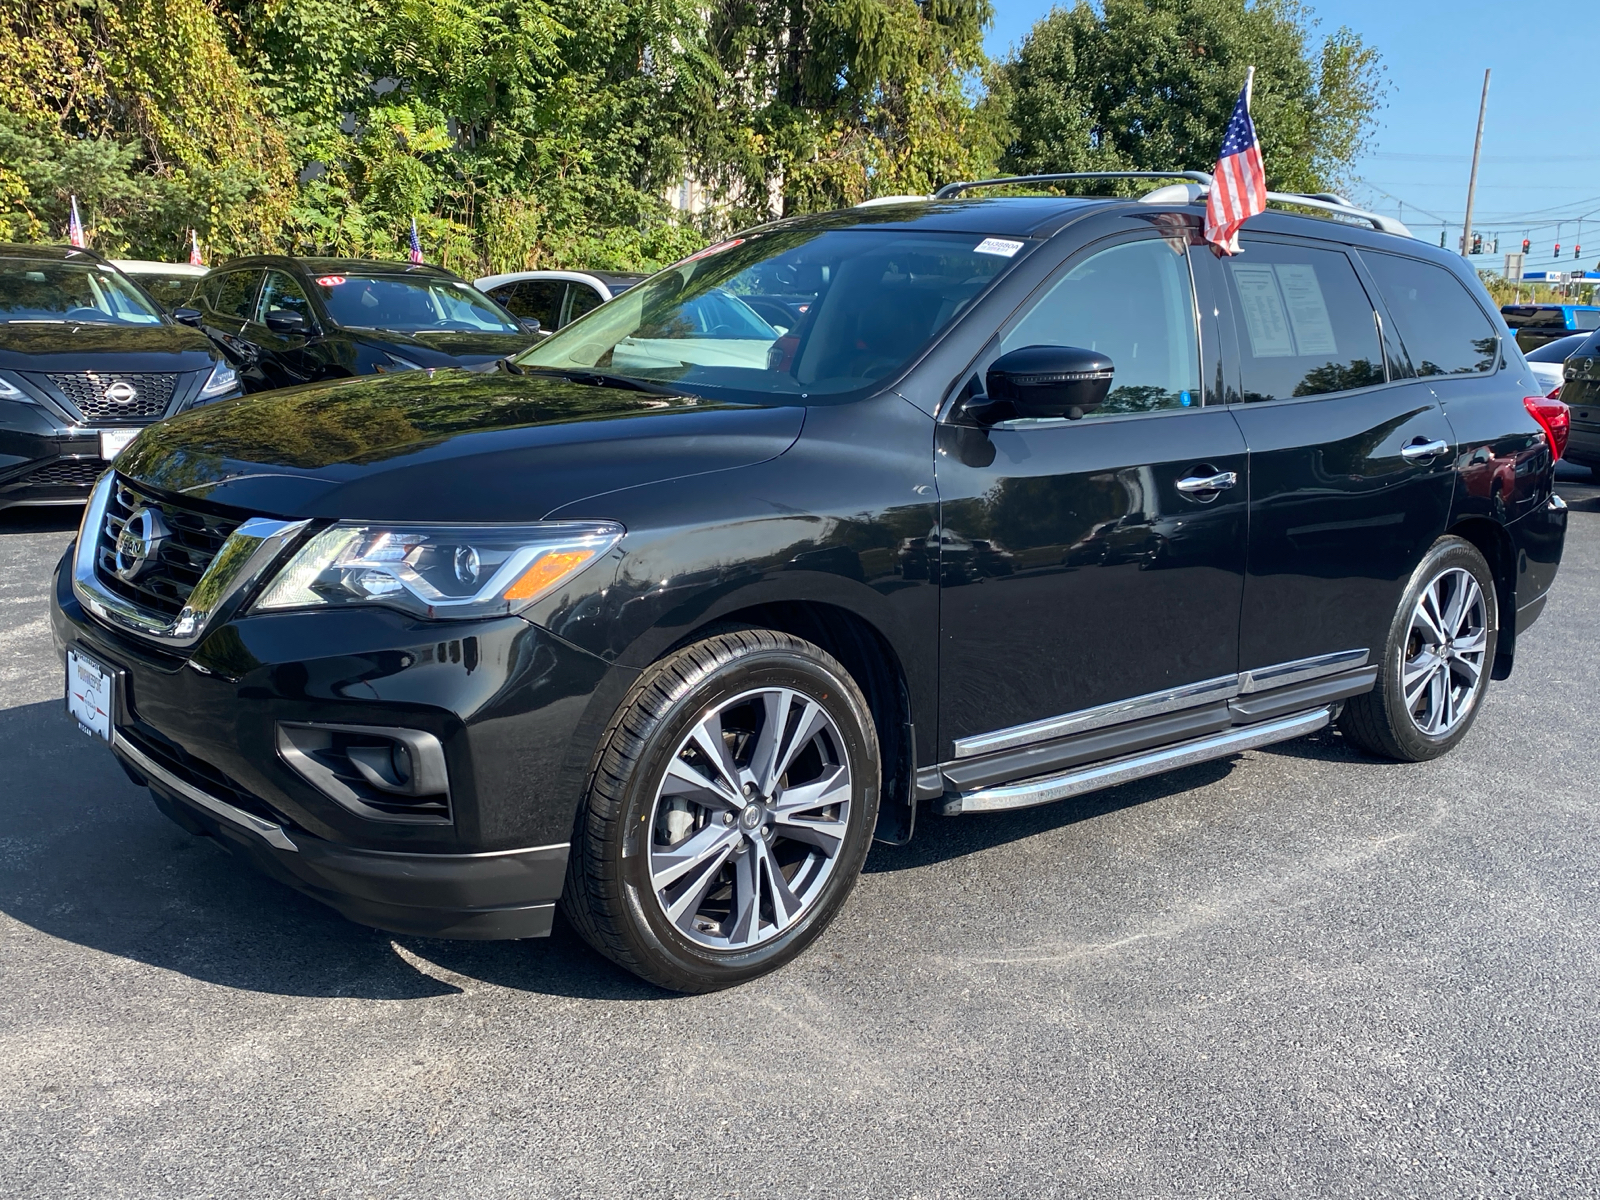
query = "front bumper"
(52, 545, 622, 939)
(0, 401, 112, 508)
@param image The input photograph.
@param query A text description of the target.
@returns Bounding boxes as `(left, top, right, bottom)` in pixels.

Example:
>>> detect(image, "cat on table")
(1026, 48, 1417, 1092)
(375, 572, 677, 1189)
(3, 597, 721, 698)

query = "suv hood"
(115, 367, 805, 522)
(0, 321, 220, 373)
(348, 328, 535, 367)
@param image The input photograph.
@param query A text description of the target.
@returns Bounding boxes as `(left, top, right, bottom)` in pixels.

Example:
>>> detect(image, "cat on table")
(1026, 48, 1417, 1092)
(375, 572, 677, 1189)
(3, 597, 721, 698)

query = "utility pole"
(1461, 68, 1490, 259)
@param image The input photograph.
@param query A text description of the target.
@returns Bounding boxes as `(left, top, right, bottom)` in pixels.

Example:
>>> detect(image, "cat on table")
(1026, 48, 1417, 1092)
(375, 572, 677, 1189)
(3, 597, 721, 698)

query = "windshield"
(131, 272, 203, 311)
(0, 261, 164, 325)
(516, 229, 1024, 402)
(315, 274, 520, 333)
(1525, 333, 1589, 362)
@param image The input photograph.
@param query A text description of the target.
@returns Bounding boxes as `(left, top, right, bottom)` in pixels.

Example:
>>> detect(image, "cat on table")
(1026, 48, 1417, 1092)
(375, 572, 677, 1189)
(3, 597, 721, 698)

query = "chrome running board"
(952, 707, 1331, 814)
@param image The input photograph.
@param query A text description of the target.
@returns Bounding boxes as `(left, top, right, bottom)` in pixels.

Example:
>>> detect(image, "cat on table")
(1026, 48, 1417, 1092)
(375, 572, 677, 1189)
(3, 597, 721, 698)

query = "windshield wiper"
(518, 366, 676, 394)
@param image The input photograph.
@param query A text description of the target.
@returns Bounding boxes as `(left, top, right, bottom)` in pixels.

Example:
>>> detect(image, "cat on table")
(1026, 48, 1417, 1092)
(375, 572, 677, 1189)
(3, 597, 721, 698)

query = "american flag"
(409, 217, 424, 265)
(188, 229, 204, 266)
(1204, 69, 1266, 256)
(68, 195, 86, 248)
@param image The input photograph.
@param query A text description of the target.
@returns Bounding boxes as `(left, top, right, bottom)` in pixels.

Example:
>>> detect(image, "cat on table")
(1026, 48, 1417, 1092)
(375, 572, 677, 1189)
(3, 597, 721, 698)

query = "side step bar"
(948, 706, 1331, 815)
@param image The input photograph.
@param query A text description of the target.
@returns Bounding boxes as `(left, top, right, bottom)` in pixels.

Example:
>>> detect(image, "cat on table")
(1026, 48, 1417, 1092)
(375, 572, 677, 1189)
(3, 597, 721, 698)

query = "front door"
(198, 268, 266, 387)
(1208, 234, 1456, 676)
(250, 270, 323, 389)
(936, 231, 1249, 753)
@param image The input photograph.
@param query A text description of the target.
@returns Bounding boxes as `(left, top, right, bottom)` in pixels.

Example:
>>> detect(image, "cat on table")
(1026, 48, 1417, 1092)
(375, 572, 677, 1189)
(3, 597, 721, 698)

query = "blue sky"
(985, 0, 1600, 276)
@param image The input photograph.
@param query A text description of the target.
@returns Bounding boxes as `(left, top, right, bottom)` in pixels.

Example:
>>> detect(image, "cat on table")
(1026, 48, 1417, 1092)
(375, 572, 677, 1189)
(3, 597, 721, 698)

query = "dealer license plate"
(100, 428, 140, 461)
(66, 650, 113, 742)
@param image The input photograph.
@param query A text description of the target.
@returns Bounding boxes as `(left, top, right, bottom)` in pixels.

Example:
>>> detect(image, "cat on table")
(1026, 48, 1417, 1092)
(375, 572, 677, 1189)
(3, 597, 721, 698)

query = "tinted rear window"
(1525, 333, 1589, 363)
(1575, 309, 1600, 331)
(1223, 239, 1383, 401)
(1363, 252, 1498, 376)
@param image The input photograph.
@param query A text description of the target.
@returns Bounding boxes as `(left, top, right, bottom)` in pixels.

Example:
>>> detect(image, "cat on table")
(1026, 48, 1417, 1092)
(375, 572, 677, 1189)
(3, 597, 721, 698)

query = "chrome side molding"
(952, 707, 1331, 814)
(114, 731, 299, 852)
(951, 648, 1366, 760)
(71, 472, 308, 649)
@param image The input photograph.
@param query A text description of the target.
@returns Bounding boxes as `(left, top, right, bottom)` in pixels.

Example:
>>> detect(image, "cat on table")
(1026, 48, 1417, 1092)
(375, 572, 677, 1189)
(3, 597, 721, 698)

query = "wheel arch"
(1446, 515, 1516, 680)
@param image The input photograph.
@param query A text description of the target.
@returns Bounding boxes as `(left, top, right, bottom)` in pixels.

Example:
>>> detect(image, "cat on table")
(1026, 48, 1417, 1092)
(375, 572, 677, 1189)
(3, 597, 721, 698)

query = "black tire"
(1339, 536, 1498, 762)
(562, 627, 880, 992)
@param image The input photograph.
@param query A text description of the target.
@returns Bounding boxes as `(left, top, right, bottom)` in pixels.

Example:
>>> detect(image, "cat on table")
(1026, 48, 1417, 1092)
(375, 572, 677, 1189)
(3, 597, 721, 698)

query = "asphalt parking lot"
(3, 468, 1599, 1200)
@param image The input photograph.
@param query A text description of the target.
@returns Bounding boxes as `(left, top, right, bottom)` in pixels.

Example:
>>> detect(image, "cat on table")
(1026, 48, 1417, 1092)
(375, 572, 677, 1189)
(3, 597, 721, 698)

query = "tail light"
(1547, 385, 1562, 399)
(1524, 395, 1570, 461)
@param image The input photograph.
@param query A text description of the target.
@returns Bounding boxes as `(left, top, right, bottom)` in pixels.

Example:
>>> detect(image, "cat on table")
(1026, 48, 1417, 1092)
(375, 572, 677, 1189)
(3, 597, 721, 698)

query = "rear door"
(491, 280, 565, 333)
(1211, 234, 1455, 677)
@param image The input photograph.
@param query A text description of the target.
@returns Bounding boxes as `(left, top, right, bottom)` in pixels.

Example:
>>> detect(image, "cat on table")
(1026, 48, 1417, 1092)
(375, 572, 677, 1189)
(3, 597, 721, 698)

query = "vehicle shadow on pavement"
(0, 698, 664, 1003)
(0, 507, 82, 534)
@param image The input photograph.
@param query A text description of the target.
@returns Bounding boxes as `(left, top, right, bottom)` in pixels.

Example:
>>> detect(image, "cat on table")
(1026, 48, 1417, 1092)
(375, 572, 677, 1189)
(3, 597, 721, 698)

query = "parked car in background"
(0, 244, 239, 510)
(1557, 329, 1600, 477)
(191, 257, 540, 392)
(110, 260, 208, 314)
(1500, 303, 1600, 353)
(1523, 331, 1587, 397)
(51, 183, 1567, 991)
(475, 269, 646, 335)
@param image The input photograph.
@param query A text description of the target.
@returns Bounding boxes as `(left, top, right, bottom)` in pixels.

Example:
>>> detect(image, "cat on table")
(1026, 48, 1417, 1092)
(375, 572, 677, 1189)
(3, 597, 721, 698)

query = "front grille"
(121, 724, 285, 825)
(47, 371, 177, 423)
(21, 459, 105, 488)
(94, 477, 248, 618)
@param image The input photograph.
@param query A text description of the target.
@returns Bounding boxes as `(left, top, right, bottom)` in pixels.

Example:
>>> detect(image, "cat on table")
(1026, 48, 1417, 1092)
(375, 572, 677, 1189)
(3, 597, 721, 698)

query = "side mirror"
(172, 307, 203, 327)
(519, 317, 543, 336)
(985, 344, 1114, 420)
(265, 309, 309, 335)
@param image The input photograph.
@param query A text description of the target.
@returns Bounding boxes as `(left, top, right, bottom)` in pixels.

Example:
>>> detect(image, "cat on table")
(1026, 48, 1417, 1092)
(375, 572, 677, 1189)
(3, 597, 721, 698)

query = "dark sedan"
(189, 257, 541, 392)
(0, 244, 240, 511)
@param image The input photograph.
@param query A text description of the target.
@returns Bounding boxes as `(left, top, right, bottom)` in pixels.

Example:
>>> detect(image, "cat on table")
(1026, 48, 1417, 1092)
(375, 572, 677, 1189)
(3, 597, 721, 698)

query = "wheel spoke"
(771, 763, 850, 815)
(1450, 651, 1482, 689)
(1415, 583, 1448, 646)
(1441, 571, 1471, 637)
(1426, 664, 1449, 734)
(728, 848, 760, 943)
(660, 756, 740, 809)
(663, 841, 736, 928)
(755, 837, 805, 932)
(1403, 653, 1437, 707)
(746, 688, 796, 797)
(1453, 628, 1488, 657)
(652, 821, 740, 892)
(685, 711, 743, 796)
(772, 812, 849, 856)
(762, 699, 831, 794)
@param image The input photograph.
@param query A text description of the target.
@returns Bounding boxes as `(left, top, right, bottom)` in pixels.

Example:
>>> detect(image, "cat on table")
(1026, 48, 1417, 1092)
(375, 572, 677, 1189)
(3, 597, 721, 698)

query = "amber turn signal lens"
(503, 549, 597, 600)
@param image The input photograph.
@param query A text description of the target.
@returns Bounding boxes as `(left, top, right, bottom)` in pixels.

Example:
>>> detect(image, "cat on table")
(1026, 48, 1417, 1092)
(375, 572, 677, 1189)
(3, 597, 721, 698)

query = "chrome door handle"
(1400, 438, 1449, 461)
(1175, 470, 1238, 493)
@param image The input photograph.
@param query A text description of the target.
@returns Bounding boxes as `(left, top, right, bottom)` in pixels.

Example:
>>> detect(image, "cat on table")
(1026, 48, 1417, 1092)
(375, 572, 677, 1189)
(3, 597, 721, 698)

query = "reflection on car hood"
(347, 328, 535, 363)
(0, 321, 219, 373)
(115, 367, 806, 522)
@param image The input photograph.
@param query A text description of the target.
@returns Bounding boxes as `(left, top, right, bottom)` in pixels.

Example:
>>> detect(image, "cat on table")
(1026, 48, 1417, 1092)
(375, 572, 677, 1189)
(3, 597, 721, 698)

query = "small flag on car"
(189, 229, 204, 266)
(1203, 66, 1266, 256)
(68, 195, 86, 248)
(409, 218, 424, 265)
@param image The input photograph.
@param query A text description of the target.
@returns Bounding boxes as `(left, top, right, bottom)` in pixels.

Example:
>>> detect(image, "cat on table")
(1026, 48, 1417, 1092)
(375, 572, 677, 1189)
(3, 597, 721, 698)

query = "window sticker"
(1231, 263, 1294, 358)
(1273, 263, 1338, 356)
(974, 237, 1024, 258)
(315, 275, 346, 287)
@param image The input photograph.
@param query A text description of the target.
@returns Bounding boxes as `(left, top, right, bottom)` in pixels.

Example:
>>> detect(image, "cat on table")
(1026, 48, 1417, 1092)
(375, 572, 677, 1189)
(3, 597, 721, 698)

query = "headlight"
(374, 352, 423, 373)
(253, 521, 624, 620)
(199, 362, 239, 397)
(0, 375, 30, 401)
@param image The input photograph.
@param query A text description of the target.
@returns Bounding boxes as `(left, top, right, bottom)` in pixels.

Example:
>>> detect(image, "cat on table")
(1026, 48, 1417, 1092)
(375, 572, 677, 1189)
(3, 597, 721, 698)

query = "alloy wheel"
(1401, 567, 1489, 737)
(648, 687, 853, 950)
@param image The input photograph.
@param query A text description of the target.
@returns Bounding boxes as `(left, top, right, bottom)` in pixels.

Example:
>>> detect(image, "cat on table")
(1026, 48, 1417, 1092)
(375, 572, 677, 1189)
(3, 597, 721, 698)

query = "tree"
(995, 0, 1384, 195)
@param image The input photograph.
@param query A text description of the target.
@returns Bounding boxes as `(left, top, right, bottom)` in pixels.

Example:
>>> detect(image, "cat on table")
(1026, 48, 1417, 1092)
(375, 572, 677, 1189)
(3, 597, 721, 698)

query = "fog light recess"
(276, 722, 452, 823)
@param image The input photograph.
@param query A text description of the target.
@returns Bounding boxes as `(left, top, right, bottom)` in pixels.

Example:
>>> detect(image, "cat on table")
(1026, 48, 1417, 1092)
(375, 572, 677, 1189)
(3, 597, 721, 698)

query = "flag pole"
(1244, 64, 1254, 108)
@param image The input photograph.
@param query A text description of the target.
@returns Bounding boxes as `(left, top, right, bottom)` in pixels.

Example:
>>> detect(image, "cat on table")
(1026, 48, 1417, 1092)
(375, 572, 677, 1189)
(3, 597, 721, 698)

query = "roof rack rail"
(931, 171, 1412, 239)
(933, 171, 1214, 199)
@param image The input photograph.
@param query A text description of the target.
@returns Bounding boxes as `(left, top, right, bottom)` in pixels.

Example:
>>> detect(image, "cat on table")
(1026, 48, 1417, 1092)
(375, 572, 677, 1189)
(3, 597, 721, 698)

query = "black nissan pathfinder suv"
(51, 179, 1569, 991)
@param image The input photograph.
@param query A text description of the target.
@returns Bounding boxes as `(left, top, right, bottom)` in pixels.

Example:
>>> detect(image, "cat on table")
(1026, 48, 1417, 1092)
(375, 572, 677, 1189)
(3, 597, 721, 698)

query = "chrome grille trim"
(72, 473, 309, 648)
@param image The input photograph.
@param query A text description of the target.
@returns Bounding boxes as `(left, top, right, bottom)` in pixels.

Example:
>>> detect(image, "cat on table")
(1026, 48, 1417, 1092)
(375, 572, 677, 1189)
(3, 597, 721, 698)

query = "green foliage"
(996, 0, 1384, 195)
(0, 0, 1385, 270)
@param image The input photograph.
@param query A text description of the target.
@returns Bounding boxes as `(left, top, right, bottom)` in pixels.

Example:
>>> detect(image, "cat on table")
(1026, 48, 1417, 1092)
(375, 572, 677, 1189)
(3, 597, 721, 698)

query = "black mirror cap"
(172, 307, 203, 327)
(265, 309, 310, 334)
(519, 317, 543, 335)
(986, 344, 1114, 420)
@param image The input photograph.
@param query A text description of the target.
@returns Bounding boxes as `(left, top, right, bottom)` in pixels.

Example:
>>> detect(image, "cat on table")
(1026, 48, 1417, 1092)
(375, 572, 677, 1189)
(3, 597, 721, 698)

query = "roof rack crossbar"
(932, 171, 1214, 199)
(930, 171, 1413, 238)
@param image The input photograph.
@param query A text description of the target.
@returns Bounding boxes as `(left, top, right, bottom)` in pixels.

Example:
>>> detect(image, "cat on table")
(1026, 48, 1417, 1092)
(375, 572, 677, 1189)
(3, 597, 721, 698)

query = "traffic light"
(1575, 244, 1582, 260)
(1471, 232, 1482, 254)
(1555, 242, 1561, 256)
(1522, 238, 1531, 254)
